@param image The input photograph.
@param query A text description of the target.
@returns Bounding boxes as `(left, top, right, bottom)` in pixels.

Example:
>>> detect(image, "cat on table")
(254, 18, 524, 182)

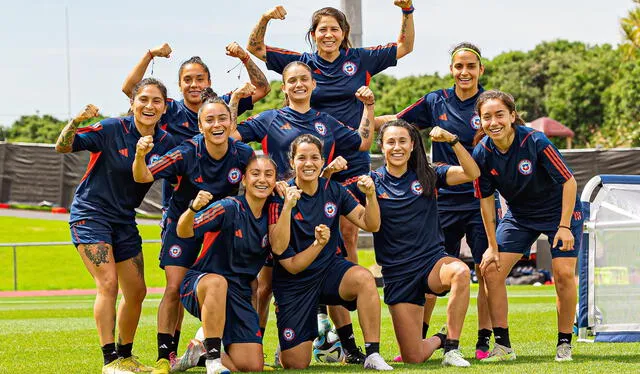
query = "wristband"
(147, 49, 154, 59)
(188, 200, 199, 213)
(402, 6, 415, 15)
(447, 135, 459, 146)
(241, 54, 250, 64)
(558, 225, 570, 230)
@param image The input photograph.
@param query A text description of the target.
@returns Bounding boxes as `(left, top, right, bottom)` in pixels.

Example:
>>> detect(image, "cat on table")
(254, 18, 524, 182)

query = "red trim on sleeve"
(261, 136, 268, 156)
(119, 118, 129, 134)
(80, 152, 102, 182)
(365, 71, 372, 86)
(327, 143, 336, 164)
(268, 202, 280, 225)
(76, 123, 103, 134)
(148, 150, 183, 174)
(442, 89, 449, 98)
(265, 46, 301, 56)
(397, 97, 425, 118)
(480, 141, 492, 153)
(363, 42, 397, 51)
(193, 205, 225, 229)
(194, 231, 220, 265)
(543, 146, 572, 181)
(519, 131, 536, 147)
(473, 178, 482, 198)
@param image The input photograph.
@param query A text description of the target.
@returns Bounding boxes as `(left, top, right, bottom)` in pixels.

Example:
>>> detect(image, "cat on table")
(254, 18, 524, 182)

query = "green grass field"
(1, 216, 640, 373)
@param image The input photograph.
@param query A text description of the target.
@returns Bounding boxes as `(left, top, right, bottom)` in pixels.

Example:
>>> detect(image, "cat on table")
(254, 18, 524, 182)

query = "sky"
(0, 0, 634, 127)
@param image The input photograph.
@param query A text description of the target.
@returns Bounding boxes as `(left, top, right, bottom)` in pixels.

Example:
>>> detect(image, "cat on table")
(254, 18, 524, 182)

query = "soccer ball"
(312, 330, 344, 363)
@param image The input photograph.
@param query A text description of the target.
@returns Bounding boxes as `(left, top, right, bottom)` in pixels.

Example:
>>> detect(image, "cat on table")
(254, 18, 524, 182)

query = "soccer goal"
(577, 175, 640, 342)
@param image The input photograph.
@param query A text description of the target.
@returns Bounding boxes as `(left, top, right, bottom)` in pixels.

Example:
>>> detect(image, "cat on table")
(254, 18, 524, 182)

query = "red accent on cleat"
(475, 349, 490, 360)
(393, 355, 403, 362)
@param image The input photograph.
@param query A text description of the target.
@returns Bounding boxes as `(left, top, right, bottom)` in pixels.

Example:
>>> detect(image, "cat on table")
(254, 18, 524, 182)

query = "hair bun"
(200, 87, 219, 102)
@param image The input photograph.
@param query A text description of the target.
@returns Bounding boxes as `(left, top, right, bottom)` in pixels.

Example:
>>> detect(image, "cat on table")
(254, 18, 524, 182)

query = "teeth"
(211, 130, 224, 135)
(255, 186, 267, 190)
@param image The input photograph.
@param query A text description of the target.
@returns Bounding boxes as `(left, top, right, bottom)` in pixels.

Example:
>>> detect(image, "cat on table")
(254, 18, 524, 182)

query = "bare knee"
(96, 276, 119, 299)
(235, 360, 263, 372)
(124, 281, 147, 305)
(451, 263, 470, 286)
(554, 269, 576, 288)
(352, 267, 376, 291)
(401, 349, 426, 364)
(282, 359, 310, 370)
(201, 274, 228, 295)
(257, 280, 272, 299)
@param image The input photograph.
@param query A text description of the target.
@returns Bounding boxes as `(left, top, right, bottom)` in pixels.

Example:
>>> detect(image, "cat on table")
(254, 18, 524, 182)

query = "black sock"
(102, 343, 118, 365)
(197, 355, 206, 367)
(433, 332, 446, 349)
(317, 304, 328, 314)
(203, 337, 222, 360)
(493, 327, 511, 348)
(444, 339, 459, 353)
(422, 323, 430, 339)
(260, 327, 266, 337)
(336, 324, 357, 354)
(476, 329, 492, 350)
(172, 330, 181, 353)
(558, 332, 572, 346)
(364, 342, 379, 357)
(157, 333, 173, 360)
(116, 342, 133, 359)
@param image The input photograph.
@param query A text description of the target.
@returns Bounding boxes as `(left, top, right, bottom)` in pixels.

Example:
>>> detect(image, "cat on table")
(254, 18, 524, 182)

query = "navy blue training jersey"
(268, 178, 359, 286)
(148, 135, 254, 220)
(162, 95, 253, 143)
(266, 45, 397, 178)
(398, 86, 484, 211)
(362, 166, 450, 282)
(237, 107, 361, 178)
(191, 195, 270, 285)
(70, 116, 176, 224)
(472, 126, 579, 220)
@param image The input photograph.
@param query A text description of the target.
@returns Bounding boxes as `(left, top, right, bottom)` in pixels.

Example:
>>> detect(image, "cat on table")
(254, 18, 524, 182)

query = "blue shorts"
(439, 209, 488, 264)
(159, 217, 202, 269)
(497, 209, 583, 258)
(70, 218, 141, 263)
(383, 252, 451, 305)
(180, 269, 262, 346)
(273, 258, 357, 350)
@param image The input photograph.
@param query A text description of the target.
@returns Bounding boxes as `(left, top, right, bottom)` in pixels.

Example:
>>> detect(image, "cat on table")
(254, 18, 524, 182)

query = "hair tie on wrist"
(402, 6, 415, 14)
(241, 54, 250, 64)
(189, 200, 199, 213)
(558, 225, 570, 230)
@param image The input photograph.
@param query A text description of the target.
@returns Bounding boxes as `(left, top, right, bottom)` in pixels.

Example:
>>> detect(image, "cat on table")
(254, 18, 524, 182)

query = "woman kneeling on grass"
(345, 120, 480, 367)
(176, 155, 277, 374)
(55, 78, 176, 373)
(472, 90, 583, 362)
(267, 134, 391, 370)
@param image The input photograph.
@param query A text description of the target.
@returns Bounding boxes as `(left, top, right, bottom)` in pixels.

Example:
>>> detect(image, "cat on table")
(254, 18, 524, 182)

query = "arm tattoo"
(130, 252, 144, 280)
(245, 59, 269, 90)
(248, 18, 269, 57)
(229, 100, 240, 130)
(56, 119, 79, 152)
(360, 118, 371, 139)
(83, 242, 110, 267)
(399, 14, 409, 43)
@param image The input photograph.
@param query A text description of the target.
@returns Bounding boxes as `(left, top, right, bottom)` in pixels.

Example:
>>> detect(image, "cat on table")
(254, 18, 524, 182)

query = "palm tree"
(621, 0, 640, 59)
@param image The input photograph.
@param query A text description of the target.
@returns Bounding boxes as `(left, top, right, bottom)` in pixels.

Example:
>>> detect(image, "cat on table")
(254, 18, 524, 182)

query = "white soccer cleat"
(363, 353, 393, 371)
(442, 349, 471, 367)
(555, 343, 573, 362)
(205, 358, 230, 374)
(171, 339, 205, 372)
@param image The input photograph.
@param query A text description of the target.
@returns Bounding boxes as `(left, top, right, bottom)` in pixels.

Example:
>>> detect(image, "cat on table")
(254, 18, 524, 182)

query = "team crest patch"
(314, 122, 327, 136)
(168, 245, 182, 258)
(149, 154, 161, 164)
(518, 159, 533, 175)
(227, 168, 242, 183)
(324, 202, 337, 218)
(283, 328, 296, 342)
(261, 234, 269, 248)
(342, 61, 357, 76)
(470, 114, 481, 130)
(411, 180, 423, 195)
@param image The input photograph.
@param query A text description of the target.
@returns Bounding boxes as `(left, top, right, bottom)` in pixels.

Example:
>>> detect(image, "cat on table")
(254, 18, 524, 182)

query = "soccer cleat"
(119, 356, 153, 372)
(363, 353, 394, 371)
(102, 358, 131, 374)
(317, 313, 332, 337)
(481, 343, 516, 362)
(555, 343, 573, 362)
(151, 358, 170, 374)
(392, 355, 402, 362)
(442, 349, 471, 367)
(171, 339, 205, 372)
(273, 344, 282, 368)
(475, 348, 490, 360)
(205, 358, 231, 374)
(344, 346, 367, 364)
(262, 365, 275, 371)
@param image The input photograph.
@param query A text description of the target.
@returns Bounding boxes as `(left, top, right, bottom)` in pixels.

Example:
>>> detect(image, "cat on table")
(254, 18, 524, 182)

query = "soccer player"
(55, 78, 176, 374)
(345, 120, 479, 367)
(375, 42, 496, 360)
(175, 155, 278, 374)
(122, 42, 269, 364)
(247, 3, 414, 356)
(472, 90, 583, 362)
(132, 88, 255, 374)
(268, 134, 391, 371)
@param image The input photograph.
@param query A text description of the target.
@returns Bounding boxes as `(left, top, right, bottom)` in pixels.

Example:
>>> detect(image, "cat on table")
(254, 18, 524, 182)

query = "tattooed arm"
(355, 86, 375, 151)
(394, 0, 415, 59)
(55, 104, 100, 153)
(226, 42, 271, 102)
(121, 43, 172, 98)
(247, 6, 287, 62)
(229, 83, 256, 132)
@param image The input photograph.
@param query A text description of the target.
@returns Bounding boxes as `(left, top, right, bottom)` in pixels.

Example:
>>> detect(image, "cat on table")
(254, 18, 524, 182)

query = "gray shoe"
(442, 349, 471, 367)
(555, 343, 573, 362)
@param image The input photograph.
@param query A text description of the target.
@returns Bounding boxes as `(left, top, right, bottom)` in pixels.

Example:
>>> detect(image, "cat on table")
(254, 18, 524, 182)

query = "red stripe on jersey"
(480, 141, 492, 153)
(363, 42, 397, 51)
(473, 178, 482, 198)
(173, 175, 182, 191)
(327, 143, 335, 164)
(119, 118, 129, 134)
(194, 231, 220, 265)
(76, 123, 103, 134)
(397, 97, 425, 118)
(543, 146, 572, 180)
(265, 46, 301, 56)
(442, 89, 449, 98)
(149, 151, 183, 174)
(261, 136, 268, 156)
(194, 206, 225, 229)
(80, 152, 102, 182)
(519, 131, 535, 147)
(268, 202, 280, 225)
(365, 71, 372, 86)
(158, 132, 167, 143)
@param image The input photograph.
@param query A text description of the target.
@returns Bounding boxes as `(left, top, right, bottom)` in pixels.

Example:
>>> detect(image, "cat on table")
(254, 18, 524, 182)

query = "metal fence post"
(13, 245, 17, 291)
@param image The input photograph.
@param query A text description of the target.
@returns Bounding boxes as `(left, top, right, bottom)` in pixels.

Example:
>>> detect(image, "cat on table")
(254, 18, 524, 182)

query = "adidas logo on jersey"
(194, 176, 203, 183)
(490, 169, 499, 176)
(280, 123, 292, 130)
(119, 148, 129, 157)
(235, 229, 243, 238)
(438, 113, 448, 121)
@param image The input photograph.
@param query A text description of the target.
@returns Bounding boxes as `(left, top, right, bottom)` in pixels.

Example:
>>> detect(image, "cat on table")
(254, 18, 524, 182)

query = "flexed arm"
(394, 0, 415, 59)
(247, 6, 287, 61)
(277, 225, 331, 274)
(226, 42, 271, 102)
(121, 43, 172, 98)
(55, 104, 99, 153)
(429, 127, 481, 185)
(132, 135, 155, 183)
(355, 86, 376, 151)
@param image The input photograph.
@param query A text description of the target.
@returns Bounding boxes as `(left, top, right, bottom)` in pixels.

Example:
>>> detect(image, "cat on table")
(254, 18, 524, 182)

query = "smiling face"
(381, 125, 413, 170)
(479, 98, 516, 146)
(179, 63, 211, 107)
(450, 50, 484, 94)
(198, 102, 231, 146)
(243, 158, 277, 200)
(130, 84, 167, 128)
(291, 141, 324, 183)
(282, 64, 316, 105)
(312, 16, 345, 57)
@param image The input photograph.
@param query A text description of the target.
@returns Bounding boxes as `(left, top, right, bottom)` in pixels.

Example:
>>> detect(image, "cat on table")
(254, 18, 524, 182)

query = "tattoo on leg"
(131, 253, 145, 279)
(84, 242, 110, 267)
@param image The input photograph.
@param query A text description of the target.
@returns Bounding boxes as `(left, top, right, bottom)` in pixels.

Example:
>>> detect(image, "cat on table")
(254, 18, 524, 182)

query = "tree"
(5, 114, 105, 144)
(621, 0, 640, 59)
